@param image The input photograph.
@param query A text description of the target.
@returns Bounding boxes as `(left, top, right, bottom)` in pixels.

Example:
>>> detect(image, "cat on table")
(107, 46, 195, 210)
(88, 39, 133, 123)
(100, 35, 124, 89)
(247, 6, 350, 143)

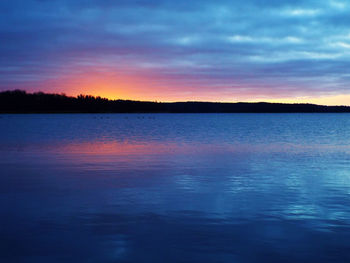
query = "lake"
(1, 114, 350, 262)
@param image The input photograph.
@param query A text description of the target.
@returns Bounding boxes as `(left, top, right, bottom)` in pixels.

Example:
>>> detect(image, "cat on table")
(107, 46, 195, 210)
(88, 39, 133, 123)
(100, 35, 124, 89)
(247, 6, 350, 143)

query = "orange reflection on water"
(59, 140, 186, 156)
(51, 140, 194, 171)
(57, 140, 342, 157)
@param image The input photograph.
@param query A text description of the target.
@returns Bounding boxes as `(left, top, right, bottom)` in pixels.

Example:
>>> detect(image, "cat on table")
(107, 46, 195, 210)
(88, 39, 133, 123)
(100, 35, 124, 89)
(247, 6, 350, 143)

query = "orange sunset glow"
(31, 66, 349, 106)
(42, 71, 350, 106)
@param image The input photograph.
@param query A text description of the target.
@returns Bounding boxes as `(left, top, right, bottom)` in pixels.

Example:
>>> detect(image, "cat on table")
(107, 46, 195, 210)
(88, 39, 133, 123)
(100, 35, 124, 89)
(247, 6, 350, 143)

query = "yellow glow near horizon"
(44, 70, 350, 106)
(70, 92, 350, 106)
(245, 94, 350, 106)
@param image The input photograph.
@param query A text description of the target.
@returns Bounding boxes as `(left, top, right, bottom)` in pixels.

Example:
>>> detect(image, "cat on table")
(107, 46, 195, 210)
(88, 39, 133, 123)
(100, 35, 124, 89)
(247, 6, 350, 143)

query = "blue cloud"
(1, 0, 350, 99)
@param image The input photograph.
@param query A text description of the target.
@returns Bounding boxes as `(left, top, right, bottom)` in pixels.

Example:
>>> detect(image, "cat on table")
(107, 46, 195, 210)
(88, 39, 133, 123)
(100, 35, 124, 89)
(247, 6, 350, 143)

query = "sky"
(1, 0, 350, 104)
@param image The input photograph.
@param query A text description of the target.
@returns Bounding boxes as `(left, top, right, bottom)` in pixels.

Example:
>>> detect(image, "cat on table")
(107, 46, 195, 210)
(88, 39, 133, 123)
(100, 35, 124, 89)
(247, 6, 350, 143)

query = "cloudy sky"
(1, 0, 350, 104)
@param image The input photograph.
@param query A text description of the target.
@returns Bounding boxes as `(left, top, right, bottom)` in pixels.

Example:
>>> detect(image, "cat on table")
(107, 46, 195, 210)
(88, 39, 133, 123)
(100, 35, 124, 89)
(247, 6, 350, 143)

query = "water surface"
(1, 114, 350, 262)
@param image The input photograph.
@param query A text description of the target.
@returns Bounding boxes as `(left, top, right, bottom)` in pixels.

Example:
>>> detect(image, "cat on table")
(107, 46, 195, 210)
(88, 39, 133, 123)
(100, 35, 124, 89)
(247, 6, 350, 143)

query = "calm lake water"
(1, 114, 350, 262)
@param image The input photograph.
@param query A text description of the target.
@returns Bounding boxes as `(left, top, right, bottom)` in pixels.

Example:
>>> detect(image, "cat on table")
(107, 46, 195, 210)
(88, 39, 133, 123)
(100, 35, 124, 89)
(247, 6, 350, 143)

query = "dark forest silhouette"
(1, 90, 350, 113)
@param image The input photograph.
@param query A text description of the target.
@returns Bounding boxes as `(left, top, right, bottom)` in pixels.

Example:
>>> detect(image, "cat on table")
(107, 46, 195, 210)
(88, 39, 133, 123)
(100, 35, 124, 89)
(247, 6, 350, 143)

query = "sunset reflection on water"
(1, 114, 350, 262)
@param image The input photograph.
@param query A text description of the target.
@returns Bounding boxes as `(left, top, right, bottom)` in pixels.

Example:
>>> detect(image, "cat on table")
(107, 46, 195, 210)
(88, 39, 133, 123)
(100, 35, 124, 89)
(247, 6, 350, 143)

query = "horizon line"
(1, 89, 350, 108)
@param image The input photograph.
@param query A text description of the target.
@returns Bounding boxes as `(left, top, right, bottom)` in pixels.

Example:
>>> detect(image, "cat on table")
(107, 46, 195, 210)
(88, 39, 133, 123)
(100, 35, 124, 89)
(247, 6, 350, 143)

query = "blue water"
(1, 114, 350, 262)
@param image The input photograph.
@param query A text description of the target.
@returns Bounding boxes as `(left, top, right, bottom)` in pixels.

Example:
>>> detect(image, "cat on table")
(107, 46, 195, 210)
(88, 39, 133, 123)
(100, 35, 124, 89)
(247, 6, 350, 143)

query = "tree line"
(1, 90, 350, 113)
